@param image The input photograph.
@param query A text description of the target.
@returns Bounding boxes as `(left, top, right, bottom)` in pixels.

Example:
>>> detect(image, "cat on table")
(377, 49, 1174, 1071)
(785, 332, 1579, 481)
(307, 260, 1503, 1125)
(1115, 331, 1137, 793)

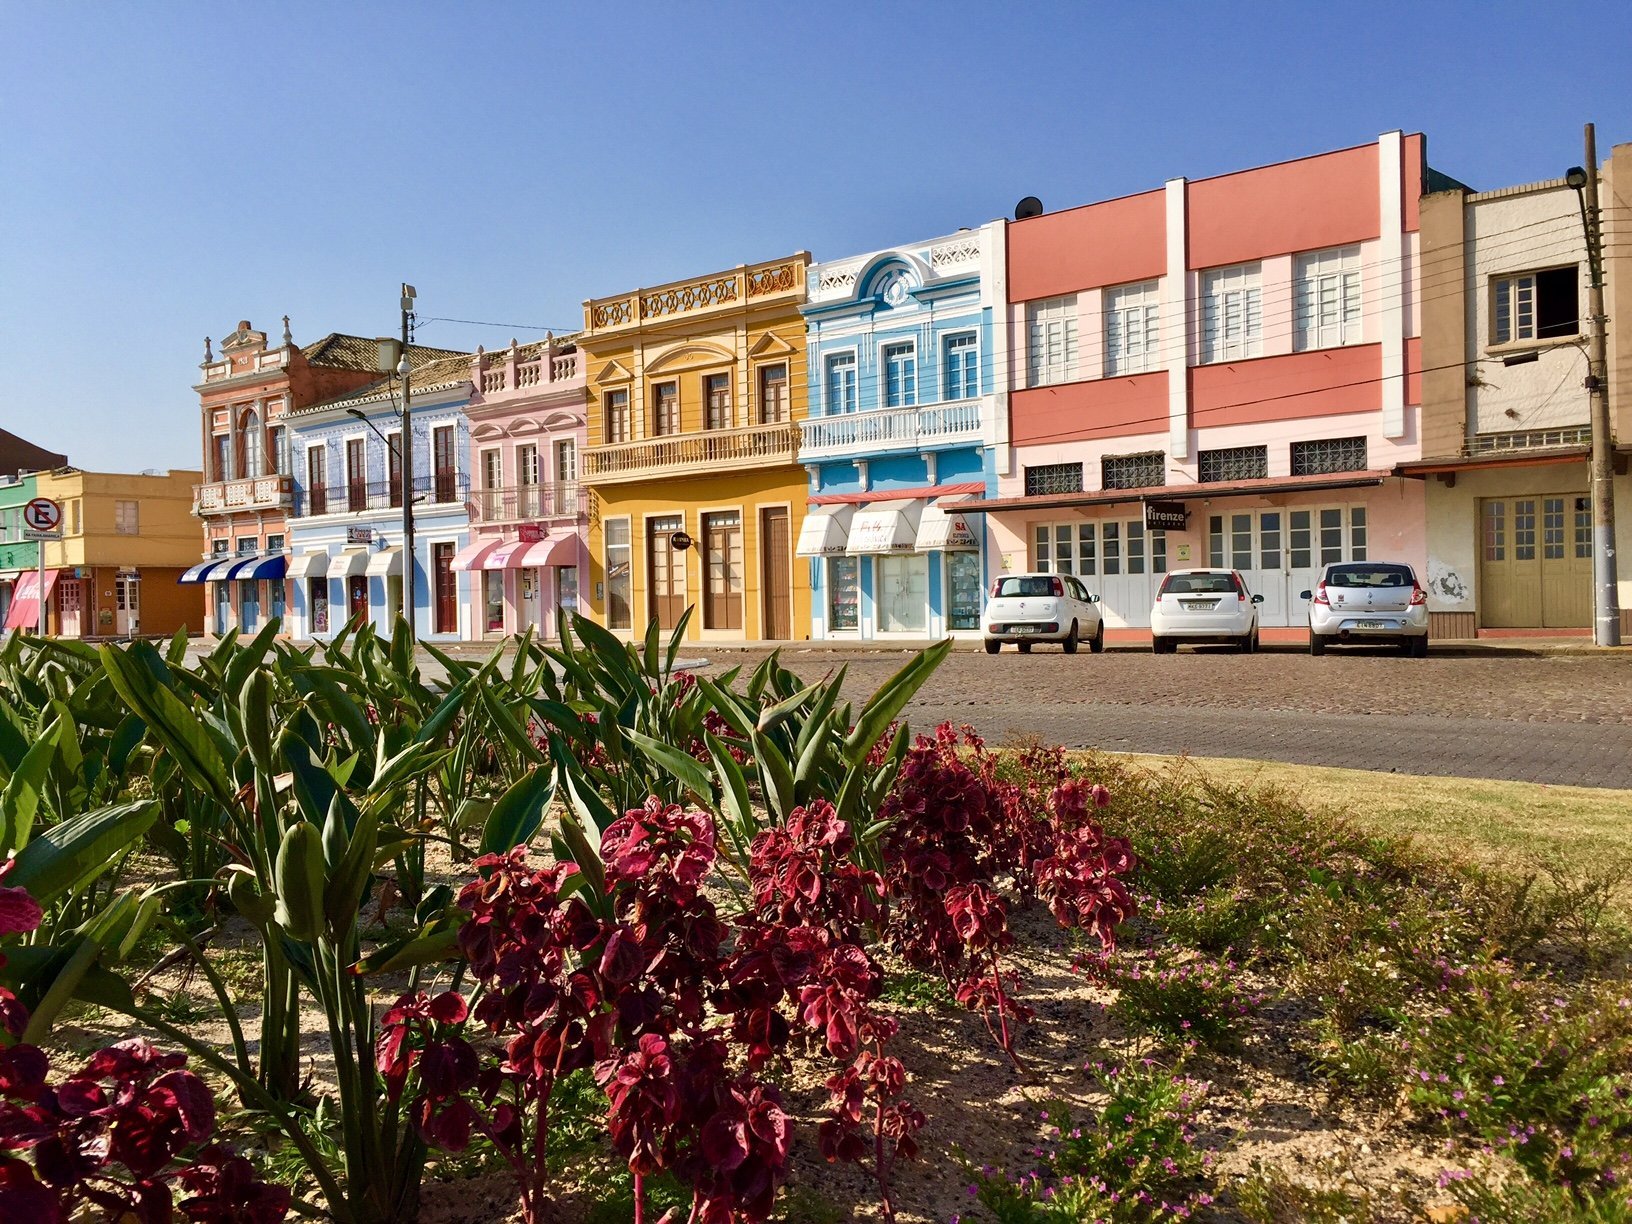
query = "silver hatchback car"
(1302, 561, 1429, 656)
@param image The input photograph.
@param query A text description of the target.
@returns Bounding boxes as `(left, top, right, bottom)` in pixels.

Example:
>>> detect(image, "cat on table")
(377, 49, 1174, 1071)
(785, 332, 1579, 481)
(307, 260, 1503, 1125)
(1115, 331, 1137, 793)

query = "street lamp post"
(1567, 124, 1620, 647)
(398, 285, 416, 642)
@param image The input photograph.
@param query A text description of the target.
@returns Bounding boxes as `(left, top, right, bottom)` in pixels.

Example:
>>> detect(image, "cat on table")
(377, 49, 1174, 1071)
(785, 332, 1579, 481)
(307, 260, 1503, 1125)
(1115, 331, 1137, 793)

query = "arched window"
(240, 409, 263, 478)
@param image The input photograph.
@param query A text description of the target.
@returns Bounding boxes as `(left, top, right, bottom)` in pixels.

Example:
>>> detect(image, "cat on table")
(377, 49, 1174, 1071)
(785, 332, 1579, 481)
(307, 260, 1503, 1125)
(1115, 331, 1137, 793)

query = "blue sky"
(1, 0, 1627, 473)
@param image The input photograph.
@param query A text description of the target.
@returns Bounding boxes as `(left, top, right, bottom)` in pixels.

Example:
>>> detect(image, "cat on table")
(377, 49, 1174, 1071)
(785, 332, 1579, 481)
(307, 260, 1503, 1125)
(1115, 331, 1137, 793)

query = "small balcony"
(193, 474, 295, 516)
(291, 472, 470, 518)
(798, 399, 985, 462)
(469, 483, 586, 524)
(583, 421, 800, 485)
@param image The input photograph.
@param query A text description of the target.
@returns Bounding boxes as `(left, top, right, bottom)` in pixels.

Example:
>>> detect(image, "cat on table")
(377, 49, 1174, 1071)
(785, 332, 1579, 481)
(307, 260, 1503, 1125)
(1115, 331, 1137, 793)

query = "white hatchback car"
(1150, 569, 1264, 653)
(982, 572, 1105, 654)
(1302, 561, 1430, 656)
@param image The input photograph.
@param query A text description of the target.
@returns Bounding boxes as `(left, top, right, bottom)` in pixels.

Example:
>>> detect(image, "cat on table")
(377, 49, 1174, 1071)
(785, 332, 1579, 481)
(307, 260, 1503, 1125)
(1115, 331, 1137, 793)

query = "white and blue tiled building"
(796, 223, 1008, 639)
(283, 355, 475, 642)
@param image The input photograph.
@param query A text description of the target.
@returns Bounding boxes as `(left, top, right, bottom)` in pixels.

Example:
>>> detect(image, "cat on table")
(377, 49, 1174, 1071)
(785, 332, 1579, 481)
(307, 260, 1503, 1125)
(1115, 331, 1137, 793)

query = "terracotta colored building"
(968, 133, 1440, 631)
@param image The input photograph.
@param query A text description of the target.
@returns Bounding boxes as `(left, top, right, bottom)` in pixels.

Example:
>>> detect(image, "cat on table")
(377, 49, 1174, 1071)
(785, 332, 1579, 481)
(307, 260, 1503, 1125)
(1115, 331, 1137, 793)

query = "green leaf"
(0, 720, 61, 857)
(100, 646, 234, 806)
(552, 810, 606, 913)
(480, 681, 547, 766)
(843, 638, 951, 766)
(752, 727, 796, 823)
(478, 766, 559, 858)
(6, 800, 158, 905)
(351, 924, 464, 976)
(549, 733, 618, 833)
(627, 729, 716, 802)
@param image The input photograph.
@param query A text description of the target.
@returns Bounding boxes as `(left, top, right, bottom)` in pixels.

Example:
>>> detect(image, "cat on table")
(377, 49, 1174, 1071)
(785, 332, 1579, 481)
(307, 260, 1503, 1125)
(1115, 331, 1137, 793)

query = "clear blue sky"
(2, 0, 1627, 473)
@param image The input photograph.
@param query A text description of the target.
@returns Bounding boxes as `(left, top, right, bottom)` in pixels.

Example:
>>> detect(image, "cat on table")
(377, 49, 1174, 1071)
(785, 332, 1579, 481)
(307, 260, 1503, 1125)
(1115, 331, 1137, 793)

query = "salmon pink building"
(968, 132, 1439, 631)
(457, 337, 589, 640)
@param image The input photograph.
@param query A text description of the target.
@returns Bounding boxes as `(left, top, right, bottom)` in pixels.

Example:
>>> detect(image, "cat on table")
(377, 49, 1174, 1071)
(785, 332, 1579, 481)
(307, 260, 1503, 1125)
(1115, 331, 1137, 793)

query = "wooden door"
(347, 438, 367, 511)
(702, 512, 743, 631)
(760, 507, 791, 639)
(1481, 496, 1591, 628)
(433, 427, 456, 503)
(647, 516, 686, 629)
(433, 542, 458, 634)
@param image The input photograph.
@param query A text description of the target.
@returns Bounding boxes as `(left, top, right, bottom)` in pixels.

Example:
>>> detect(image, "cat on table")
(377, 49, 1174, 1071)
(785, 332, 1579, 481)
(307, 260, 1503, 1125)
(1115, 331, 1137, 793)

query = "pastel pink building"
(457, 337, 589, 638)
(970, 132, 1434, 629)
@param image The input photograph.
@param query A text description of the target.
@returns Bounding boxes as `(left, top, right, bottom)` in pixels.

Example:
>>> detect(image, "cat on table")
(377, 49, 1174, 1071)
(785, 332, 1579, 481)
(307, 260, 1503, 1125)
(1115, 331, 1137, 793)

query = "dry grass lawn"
(1113, 752, 1632, 882)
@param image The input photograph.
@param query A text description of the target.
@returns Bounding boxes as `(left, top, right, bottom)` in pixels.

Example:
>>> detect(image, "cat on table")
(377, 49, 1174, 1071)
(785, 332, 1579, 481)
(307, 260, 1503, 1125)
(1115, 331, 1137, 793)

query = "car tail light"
(1312, 581, 1330, 606)
(1050, 577, 1063, 597)
(1410, 583, 1427, 606)
(1232, 573, 1247, 602)
(990, 580, 1001, 598)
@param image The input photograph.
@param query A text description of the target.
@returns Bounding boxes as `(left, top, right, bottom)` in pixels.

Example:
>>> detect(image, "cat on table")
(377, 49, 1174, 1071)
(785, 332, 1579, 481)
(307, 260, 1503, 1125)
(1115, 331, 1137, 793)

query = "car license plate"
(1356, 620, 1387, 629)
(1181, 601, 1213, 611)
(1012, 625, 1037, 635)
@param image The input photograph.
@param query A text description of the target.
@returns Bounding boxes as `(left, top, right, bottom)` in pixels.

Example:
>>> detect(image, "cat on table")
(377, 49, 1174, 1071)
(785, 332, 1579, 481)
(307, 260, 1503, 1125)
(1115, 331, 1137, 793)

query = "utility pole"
(399, 284, 417, 641)
(1570, 125, 1620, 646)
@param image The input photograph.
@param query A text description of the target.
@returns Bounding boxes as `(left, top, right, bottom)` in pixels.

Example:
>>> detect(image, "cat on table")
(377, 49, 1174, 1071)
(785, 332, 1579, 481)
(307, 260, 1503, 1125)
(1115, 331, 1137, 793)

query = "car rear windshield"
(1325, 564, 1414, 588)
(995, 576, 1058, 598)
(1158, 573, 1238, 595)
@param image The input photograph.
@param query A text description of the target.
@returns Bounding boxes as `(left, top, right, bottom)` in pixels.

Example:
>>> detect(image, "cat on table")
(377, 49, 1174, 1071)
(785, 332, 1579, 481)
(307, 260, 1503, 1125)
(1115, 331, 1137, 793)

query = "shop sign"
(518, 523, 543, 544)
(1144, 500, 1188, 532)
(346, 527, 373, 544)
(944, 515, 978, 549)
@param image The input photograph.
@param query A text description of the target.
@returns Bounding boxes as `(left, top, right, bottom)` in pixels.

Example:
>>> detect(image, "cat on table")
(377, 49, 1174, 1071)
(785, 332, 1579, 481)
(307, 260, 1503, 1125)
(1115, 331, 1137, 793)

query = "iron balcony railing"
(468, 482, 586, 524)
(291, 472, 470, 518)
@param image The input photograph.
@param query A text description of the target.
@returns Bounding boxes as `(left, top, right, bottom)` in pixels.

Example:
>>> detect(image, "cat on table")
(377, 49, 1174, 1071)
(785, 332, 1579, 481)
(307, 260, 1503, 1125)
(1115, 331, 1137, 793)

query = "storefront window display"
(827, 556, 859, 630)
(947, 551, 981, 630)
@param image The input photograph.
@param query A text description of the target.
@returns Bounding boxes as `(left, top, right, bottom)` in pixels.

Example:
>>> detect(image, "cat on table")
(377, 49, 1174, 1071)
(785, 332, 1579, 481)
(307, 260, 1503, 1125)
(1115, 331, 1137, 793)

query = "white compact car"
(1303, 561, 1430, 656)
(982, 572, 1105, 654)
(1150, 569, 1263, 653)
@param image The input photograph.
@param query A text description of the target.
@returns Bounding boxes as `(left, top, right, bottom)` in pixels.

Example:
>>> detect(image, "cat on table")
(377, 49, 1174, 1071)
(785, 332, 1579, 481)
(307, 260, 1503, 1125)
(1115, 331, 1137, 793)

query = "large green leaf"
(100, 646, 234, 806)
(843, 637, 951, 765)
(6, 800, 158, 904)
(627, 729, 715, 803)
(0, 720, 60, 856)
(478, 766, 559, 857)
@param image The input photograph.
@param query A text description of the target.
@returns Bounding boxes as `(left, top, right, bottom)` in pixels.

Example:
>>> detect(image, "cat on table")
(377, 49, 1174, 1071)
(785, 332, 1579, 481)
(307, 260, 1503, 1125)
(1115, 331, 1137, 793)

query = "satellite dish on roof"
(1014, 196, 1044, 220)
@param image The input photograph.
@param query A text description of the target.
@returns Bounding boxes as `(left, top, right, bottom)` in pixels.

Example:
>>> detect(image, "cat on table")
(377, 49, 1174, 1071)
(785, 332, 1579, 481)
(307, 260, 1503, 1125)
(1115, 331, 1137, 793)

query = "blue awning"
(178, 559, 235, 584)
(226, 554, 288, 581)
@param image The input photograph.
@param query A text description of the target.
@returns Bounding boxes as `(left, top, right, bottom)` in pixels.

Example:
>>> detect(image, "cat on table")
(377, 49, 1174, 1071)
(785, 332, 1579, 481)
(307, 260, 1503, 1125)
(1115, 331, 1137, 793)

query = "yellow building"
(579, 254, 812, 641)
(26, 468, 205, 638)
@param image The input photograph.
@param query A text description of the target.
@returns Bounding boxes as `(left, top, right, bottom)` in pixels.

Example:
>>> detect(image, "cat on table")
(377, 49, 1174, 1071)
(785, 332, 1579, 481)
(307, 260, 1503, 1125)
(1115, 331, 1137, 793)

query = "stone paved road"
(695, 646, 1632, 789)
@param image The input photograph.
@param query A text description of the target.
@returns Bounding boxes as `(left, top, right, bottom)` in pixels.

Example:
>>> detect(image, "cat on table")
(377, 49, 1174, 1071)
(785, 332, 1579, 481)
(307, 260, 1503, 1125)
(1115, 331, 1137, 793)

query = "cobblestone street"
(695, 646, 1632, 789)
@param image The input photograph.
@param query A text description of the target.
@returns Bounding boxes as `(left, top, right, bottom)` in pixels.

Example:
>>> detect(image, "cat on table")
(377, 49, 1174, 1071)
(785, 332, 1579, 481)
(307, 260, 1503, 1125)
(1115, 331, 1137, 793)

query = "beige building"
(1410, 141, 1632, 635)
(23, 468, 206, 638)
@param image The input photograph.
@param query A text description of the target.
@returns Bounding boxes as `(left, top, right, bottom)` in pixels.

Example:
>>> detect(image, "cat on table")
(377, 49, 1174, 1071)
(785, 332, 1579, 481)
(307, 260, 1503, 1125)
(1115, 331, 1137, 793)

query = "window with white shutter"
(1026, 296, 1078, 387)
(1294, 246, 1362, 350)
(1200, 264, 1262, 364)
(1103, 281, 1161, 376)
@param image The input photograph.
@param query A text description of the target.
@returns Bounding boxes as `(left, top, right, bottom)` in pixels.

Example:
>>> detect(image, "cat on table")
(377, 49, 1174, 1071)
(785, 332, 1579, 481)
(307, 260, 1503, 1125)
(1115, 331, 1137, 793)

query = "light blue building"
(796, 223, 1008, 639)
(284, 354, 474, 642)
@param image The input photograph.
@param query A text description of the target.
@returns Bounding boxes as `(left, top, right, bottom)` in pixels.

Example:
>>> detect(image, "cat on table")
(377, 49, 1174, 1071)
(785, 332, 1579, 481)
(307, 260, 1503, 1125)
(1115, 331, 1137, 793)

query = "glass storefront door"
(946, 551, 982, 631)
(876, 554, 928, 634)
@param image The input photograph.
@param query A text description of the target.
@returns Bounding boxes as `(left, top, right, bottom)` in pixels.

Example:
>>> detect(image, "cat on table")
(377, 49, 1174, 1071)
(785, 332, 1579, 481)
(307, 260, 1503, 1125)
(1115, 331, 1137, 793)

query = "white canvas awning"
(365, 547, 402, 578)
(915, 497, 980, 551)
(333, 548, 370, 579)
(288, 551, 330, 580)
(795, 505, 855, 557)
(846, 500, 924, 555)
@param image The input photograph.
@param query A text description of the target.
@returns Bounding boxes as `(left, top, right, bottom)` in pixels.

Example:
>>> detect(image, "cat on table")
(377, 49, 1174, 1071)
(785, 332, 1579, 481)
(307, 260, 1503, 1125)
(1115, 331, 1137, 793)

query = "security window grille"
(1026, 296, 1078, 386)
(1198, 445, 1268, 483)
(1493, 267, 1579, 344)
(943, 333, 979, 399)
(1294, 246, 1362, 350)
(1201, 264, 1262, 363)
(1103, 281, 1161, 376)
(1468, 426, 1591, 454)
(1290, 436, 1368, 475)
(1024, 463, 1084, 496)
(1100, 451, 1166, 490)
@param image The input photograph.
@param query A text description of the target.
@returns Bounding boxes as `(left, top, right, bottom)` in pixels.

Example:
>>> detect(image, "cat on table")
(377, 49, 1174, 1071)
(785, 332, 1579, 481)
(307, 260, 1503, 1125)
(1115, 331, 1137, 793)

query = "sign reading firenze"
(1144, 500, 1187, 532)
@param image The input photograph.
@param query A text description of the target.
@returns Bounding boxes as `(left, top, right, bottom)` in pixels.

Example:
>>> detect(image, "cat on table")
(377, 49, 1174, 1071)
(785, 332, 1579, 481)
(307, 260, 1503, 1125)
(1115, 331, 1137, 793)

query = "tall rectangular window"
(604, 519, 631, 631)
(1026, 296, 1078, 386)
(1201, 263, 1263, 363)
(704, 373, 731, 430)
(825, 353, 857, 414)
(432, 425, 456, 503)
(346, 438, 367, 511)
(114, 500, 139, 535)
(758, 363, 789, 423)
(387, 432, 402, 508)
(882, 342, 917, 408)
(214, 435, 230, 483)
(268, 426, 289, 476)
(306, 446, 327, 516)
(604, 389, 631, 444)
(1103, 281, 1160, 376)
(1493, 267, 1579, 344)
(651, 381, 680, 436)
(943, 333, 979, 399)
(516, 444, 539, 517)
(1294, 246, 1362, 350)
(702, 511, 744, 631)
(555, 439, 576, 483)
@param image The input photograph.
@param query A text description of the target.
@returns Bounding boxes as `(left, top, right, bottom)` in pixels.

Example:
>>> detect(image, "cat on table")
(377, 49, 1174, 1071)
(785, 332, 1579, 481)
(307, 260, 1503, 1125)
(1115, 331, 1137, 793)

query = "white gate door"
(1209, 506, 1369, 627)
(520, 568, 543, 634)
(115, 576, 140, 635)
(1033, 520, 1166, 628)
